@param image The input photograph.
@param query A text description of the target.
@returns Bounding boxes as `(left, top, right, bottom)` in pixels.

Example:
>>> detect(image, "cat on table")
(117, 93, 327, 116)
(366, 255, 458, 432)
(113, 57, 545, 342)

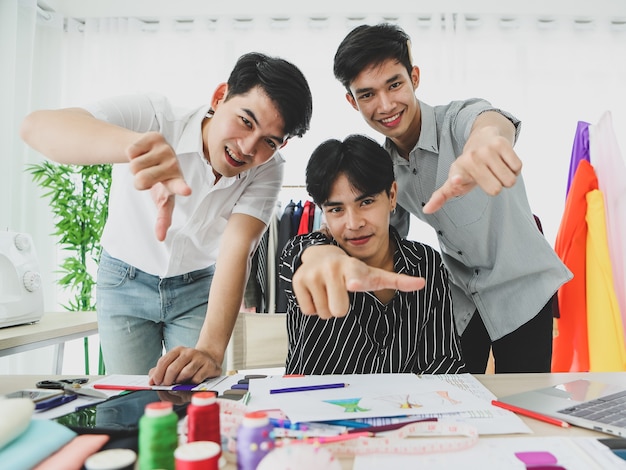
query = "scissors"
(36, 378, 108, 400)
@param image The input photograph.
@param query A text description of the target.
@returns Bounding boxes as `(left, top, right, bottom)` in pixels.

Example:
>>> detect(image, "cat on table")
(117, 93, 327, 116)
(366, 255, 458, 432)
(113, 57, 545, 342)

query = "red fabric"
(552, 160, 598, 372)
(297, 200, 315, 235)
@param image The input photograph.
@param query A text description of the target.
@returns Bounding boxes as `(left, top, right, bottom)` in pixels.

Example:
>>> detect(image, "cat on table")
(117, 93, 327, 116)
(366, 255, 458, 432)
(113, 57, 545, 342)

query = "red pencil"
(93, 384, 151, 391)
(491, 399, 571, 428)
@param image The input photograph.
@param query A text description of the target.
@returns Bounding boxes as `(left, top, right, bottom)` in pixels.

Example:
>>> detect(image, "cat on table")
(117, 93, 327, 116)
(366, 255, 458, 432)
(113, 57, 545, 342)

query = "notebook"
(498, 379, 626, 437)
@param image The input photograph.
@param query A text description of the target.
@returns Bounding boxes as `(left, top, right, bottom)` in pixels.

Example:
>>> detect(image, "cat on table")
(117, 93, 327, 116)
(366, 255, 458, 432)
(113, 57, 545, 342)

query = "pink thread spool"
(236, 411, 275, 470)
(187, 391, 221, 453)
(175, 441, 221, 470)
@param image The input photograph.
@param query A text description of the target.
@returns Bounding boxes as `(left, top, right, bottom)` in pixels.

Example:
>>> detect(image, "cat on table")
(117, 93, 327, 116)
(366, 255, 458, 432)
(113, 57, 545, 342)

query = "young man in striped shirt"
(280, 134, 466, 375)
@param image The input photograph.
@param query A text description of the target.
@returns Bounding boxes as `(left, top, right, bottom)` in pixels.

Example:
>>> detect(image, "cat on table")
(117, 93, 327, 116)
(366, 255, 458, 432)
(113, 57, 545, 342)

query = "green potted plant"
(27, 161, 112, 374)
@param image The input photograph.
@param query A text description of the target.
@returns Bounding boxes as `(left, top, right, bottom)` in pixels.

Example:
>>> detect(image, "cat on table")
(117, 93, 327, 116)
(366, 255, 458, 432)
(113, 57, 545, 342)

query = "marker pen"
(35, 394, 78, 411)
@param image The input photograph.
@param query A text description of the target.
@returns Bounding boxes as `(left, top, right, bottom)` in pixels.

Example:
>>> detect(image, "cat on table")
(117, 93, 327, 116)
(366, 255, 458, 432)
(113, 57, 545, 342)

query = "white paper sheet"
(352, 437, 626, 470)
(247, 373, 516, 428)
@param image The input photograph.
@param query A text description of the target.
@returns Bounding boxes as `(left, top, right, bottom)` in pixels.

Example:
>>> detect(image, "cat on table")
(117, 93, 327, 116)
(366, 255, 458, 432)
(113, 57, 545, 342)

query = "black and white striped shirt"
(280, 228, 466, 375)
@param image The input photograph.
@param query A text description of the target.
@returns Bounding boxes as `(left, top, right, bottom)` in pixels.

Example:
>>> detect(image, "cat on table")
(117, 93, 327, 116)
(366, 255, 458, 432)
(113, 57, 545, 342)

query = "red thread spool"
(175, 441, 221, 470)
(187, 392, 221, 451)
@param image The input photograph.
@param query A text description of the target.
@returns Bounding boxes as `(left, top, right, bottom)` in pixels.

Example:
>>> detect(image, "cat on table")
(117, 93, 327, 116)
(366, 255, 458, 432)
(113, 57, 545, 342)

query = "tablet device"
(53, 390, 190, 436)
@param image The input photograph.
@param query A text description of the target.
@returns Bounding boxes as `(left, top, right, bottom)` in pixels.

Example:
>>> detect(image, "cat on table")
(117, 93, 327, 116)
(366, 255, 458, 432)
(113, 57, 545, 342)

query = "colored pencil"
(491, 399, 571, 428)
(269, 383, 348, 394)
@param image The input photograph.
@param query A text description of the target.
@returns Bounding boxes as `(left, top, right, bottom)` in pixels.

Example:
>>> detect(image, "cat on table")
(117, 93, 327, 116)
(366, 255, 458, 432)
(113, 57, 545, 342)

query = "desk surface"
(2, 372, 625, 469)
(0, 311, 98, 356)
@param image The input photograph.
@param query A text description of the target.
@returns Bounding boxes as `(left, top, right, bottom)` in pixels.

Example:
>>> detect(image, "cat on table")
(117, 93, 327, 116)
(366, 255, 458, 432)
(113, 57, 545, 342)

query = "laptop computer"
(498, 379, 626, 437)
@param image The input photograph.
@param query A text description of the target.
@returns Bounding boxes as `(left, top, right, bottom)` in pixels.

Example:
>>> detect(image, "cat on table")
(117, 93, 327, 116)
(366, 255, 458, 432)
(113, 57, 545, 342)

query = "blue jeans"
(96, 251, 215, 374)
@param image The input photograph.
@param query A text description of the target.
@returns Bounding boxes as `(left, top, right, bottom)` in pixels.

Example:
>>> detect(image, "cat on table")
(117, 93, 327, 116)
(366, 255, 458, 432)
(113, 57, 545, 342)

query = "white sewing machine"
(0, 231, 44, 328)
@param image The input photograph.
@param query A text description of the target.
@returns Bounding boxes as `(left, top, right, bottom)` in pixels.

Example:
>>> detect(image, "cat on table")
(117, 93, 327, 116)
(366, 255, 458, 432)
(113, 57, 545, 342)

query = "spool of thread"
(187, 391, 221, 452)
(236, 411, 275, 470)
(138, 401, 179, 470)
(84, 449, 137, 470)
(175, 441, 221, 470)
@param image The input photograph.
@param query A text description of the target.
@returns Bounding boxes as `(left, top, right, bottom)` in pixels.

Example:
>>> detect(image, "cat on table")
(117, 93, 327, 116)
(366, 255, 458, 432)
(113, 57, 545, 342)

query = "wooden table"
(0, 311, 98, 373)
(2, 372, 626, 469)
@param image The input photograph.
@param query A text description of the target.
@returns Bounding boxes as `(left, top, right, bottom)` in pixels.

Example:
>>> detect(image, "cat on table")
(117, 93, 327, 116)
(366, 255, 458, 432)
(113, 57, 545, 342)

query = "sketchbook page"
(352, 436, 626, 470)
(421, 373, 496, 401)
(416, 374, 531, 435)
(246, 373, 530, 435)
(246, 373, 493, 424)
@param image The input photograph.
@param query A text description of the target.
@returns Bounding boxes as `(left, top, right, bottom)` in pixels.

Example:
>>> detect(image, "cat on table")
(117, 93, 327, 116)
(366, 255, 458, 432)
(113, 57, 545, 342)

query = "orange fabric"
(552, 160, 598, 372)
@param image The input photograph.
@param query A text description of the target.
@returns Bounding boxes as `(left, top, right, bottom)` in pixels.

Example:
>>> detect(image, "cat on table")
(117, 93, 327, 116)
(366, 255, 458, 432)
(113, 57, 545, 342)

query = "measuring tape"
(217, 399, 478, 456)
(315, 421, 478, 455)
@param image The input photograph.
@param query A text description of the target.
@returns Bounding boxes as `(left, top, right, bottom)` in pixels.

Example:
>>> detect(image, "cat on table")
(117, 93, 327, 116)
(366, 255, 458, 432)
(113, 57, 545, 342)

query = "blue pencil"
(269, 382, 348, 394)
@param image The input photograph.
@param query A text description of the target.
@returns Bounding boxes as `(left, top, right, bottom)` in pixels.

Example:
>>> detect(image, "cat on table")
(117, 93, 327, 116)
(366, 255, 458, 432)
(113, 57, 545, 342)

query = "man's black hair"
(306, 134, 394, 206)
(333, 23, 412, 93)
(227, 52, 313, 139)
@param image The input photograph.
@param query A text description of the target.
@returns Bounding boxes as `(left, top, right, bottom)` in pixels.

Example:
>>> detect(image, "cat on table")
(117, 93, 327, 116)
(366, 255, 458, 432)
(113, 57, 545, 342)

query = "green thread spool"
(139, 401, 179, 470)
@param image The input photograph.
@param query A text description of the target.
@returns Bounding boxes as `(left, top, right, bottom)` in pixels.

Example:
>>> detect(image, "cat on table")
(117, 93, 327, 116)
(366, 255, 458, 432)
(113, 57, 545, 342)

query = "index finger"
(423, 171, 476, 214)
(346, 269, 425, 293)
(148, 349, 181, 385)
(154, 195, 175, 242)
(164, 177, 192, 197)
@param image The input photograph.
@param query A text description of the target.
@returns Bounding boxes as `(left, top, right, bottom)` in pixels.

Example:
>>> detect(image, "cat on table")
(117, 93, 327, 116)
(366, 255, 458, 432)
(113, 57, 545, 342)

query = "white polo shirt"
(87, 94, 284, 278)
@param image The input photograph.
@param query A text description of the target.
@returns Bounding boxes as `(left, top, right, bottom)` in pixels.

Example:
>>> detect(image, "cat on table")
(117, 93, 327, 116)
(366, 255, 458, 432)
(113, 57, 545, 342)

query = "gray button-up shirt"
(386, 99, 572, 340)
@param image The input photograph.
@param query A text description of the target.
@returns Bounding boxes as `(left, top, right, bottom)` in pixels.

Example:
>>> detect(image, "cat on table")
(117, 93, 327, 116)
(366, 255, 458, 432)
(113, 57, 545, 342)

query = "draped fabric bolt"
(553, 160, 596, 372)
(589, 112, 626, 341)
(554, 114, 626, 373)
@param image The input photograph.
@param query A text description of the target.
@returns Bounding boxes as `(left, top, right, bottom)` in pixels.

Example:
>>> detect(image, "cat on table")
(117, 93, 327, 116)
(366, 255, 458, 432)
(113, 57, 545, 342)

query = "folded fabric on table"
(33, 434, 110, 470)
(0, 398, 34, 449)
(0, 419, 76, 470)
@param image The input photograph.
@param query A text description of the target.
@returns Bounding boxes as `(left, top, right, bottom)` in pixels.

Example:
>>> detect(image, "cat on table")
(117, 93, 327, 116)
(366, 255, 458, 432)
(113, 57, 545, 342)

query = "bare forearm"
(195, 214, 265, 365)
(471, 111, 516, 144)
(195, 269, 248, 367)
(20, 108, 139, 165)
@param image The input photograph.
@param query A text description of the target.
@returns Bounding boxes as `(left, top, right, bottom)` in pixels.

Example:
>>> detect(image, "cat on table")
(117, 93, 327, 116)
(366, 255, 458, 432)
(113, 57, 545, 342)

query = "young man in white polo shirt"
(21, 52, 312, 384)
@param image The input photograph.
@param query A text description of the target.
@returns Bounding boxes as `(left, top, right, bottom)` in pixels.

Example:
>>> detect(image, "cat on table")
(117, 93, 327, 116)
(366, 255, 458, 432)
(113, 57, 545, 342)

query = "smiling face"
(203, 84, 287, 179)
(346, 59, 422, 155)
(322, 173, 397, 269)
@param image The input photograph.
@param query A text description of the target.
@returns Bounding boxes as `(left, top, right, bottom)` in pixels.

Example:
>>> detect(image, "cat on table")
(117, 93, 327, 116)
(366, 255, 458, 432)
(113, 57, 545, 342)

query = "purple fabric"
(567, 121, 591, 195)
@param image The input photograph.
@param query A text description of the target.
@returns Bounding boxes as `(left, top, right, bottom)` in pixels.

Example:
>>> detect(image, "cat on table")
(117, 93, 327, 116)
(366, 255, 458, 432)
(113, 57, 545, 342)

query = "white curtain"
(3, 3, 626, 373)
(0, 0, 67, 373)
(25, 11, 625, 246)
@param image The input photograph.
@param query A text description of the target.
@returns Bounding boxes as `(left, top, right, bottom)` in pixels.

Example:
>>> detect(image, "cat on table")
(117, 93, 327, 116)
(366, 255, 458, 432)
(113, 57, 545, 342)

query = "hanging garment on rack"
(290, 201, 303, 236)
(297, 200, 316, 235)
(243, 237, 262, 311)
(566, 121, 590, 195)
(276, 201, 298, 313)
(254, 225, 270, 312)
(589, 111, 626, 342)
(263, 208, 280, 314)
(553, 159, 596, 372)
(585, 188, 626, 371)
(312, 205, 322, 231)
